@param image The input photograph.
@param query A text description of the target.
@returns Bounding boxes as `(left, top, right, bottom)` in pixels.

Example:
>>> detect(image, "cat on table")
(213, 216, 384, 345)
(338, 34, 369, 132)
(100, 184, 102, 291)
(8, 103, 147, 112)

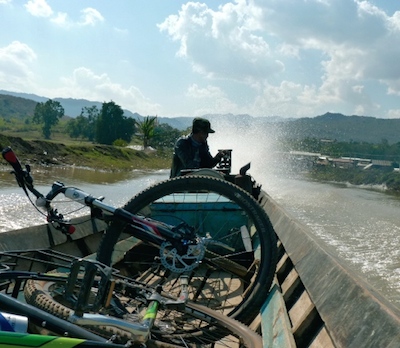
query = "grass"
(0, 132, 172, 171)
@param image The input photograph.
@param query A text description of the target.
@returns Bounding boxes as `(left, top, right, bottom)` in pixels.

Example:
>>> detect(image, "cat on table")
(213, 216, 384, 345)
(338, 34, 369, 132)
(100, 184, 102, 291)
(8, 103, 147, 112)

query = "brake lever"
(2, 148, 44, 200)
(47, 210, 76, 235)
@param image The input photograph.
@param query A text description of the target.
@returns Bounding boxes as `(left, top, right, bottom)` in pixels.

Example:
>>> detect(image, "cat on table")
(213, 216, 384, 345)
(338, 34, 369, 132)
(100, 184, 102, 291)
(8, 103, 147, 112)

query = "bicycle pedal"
(65, 259, 114, 315)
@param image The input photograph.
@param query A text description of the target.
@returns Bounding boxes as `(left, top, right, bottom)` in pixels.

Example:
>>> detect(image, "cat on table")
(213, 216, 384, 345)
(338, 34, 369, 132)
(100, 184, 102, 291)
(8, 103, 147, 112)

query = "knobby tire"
(24, 275, 263, 347)
(96, 175, 277, 325)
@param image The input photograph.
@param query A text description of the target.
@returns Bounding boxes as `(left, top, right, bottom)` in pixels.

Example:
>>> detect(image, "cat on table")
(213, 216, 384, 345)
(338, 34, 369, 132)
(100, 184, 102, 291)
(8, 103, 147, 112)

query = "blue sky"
(1, 0, 400, 119)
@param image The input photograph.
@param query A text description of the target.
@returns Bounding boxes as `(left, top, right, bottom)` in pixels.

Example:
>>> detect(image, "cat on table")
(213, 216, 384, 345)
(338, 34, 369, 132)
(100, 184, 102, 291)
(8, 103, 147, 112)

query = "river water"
(0, 159, 399, 310)
(261, 171, 400, 309)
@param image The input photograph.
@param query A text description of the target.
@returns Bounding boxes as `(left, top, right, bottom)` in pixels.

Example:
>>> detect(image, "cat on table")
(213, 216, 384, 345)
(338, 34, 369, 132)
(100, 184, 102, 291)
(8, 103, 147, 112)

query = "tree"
(95, 101, 135, 145)
(80, 105, 99, 141)
(33, 100, 64, 139)
(137, 116, 157, 148)
(67, 116, 85, 139)
(67, 106, 99, 141)
(150, 123, 182, 149)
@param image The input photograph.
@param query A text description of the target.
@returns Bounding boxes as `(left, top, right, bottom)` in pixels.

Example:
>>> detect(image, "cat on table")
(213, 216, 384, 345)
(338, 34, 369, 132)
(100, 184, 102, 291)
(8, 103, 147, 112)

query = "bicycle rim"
(24, 275, 263, 347)
(97, 175, 277, 325)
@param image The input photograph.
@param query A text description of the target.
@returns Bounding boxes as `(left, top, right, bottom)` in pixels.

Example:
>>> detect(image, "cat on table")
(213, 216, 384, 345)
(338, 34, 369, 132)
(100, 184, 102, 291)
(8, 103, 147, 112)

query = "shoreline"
(0, 134, 172, 172)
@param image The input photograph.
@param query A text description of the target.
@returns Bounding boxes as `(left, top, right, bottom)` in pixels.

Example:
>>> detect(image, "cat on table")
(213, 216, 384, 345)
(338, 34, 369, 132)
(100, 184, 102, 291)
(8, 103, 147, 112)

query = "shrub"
(113, 139, 128, 147)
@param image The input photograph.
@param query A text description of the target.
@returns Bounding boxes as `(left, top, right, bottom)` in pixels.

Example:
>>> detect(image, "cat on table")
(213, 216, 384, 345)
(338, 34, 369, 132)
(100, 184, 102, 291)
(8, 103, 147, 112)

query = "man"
(170, 118, 224, 178)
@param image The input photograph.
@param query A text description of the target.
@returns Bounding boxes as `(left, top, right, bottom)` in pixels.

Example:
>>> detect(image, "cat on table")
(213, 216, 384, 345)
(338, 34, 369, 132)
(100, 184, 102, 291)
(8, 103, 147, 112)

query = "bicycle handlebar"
(2, 147, 23, 173)
(2, 147, 185, 242)
(1, 147, 92, 234)
(2, 147, 44, 200)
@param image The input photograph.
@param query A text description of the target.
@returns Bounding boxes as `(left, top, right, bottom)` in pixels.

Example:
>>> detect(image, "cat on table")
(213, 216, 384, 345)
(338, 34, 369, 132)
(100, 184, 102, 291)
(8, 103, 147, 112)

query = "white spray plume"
(208, 116, 284, 184)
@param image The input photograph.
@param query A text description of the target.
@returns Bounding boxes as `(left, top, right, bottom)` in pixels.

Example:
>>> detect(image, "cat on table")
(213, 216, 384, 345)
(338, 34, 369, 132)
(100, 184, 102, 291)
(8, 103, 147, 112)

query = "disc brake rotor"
(159, 240, 205, 273)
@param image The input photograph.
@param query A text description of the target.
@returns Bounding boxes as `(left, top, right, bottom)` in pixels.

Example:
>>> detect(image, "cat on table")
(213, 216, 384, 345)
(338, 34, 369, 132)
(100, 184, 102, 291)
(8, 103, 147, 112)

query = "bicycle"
(0, 249, 263, 347)
(2, 146, 277, 326)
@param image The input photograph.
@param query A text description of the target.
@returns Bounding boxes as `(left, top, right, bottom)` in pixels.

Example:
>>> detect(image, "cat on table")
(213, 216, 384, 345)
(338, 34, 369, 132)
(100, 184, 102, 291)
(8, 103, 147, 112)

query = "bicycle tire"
(97, 175, 277, 325)
(24, 275, 263, 347)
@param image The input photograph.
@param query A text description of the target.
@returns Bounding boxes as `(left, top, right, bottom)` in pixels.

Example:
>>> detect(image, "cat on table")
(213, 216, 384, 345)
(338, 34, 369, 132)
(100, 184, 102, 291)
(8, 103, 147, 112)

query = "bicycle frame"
(1, 147, 273, 343)
(63, 183, 191, 247)
(1, 147, 197, 255)
(0, 261, 125, 346)
(0, 250, 188, 345)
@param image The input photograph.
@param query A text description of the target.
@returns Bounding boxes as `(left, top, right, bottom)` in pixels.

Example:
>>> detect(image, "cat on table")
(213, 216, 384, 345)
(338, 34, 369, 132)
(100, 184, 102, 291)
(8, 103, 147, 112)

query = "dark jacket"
(170, 134, 220, 178)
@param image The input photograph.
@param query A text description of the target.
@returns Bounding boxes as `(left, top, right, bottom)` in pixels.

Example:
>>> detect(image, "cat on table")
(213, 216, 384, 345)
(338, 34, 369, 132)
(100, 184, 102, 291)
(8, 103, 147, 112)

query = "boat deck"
(0, 191, 399, 347)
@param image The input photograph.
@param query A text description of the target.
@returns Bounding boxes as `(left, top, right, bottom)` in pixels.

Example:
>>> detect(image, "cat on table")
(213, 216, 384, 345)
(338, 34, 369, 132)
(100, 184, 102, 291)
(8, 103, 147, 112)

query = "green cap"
(192, 118, 215, 133)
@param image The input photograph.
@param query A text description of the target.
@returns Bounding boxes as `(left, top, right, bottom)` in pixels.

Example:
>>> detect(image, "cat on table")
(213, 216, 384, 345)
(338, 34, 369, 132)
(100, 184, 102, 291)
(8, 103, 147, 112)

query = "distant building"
(330, 158, 355, 169)
(316, 156, 330, 166)
(363, 160, 394, 170)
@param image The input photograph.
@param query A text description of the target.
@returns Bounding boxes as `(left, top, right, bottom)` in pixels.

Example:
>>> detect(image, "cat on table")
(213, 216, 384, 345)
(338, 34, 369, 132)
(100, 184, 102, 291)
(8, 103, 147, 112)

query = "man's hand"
(216, 150, 226, 160)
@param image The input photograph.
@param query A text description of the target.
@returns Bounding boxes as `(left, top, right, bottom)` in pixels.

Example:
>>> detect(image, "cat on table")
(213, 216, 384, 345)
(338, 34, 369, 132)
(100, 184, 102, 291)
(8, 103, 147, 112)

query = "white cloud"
(2, 0, 400, 118)
(78, 8, 104, 26)
(157, 0, 400, 117)
(25, 1, 103, 28)
(185, 83, 243, 116)
(158, 1, 283, 83)
(0, 0, 12, 4)
(389, 11, 400, 31)
(25, 0, 53, 18)
(51, 7, 104, 28)
(387, 109, 400, 119)
(260, 0, 400, 96)
(0, 41, 37, 90)
(251, 81, 316, 117)
(53, 67, 160, 116)
(50, 12, 69, 27)
(186, 84, 224, 99)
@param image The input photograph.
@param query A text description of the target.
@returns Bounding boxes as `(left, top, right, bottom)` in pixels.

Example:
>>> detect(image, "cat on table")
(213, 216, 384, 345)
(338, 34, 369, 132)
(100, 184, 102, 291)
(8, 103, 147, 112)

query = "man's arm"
(200, 144, 223, 168)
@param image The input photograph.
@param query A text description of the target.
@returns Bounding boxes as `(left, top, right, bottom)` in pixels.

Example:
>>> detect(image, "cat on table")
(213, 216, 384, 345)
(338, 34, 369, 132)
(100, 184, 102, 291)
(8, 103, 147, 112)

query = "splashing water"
(208, 117, 400, 308)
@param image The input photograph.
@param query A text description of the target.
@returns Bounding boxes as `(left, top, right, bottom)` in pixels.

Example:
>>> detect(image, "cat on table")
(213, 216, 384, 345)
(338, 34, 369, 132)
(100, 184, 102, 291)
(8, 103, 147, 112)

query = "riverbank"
(3, 133, 399, 195)
(307, 165, 400, 195)
(0, 134, 172, 171)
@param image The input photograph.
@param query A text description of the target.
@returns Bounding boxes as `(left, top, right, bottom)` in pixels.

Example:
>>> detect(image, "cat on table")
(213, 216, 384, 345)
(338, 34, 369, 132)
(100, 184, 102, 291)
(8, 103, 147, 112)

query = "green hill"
(0, 94, 37, 120)
(279, 112, 400, 144)
(1, 91, 400, 145)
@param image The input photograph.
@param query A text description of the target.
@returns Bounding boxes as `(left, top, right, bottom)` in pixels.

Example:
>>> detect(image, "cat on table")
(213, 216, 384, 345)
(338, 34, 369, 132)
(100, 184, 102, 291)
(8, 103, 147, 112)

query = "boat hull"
(1, 189, 399, 347)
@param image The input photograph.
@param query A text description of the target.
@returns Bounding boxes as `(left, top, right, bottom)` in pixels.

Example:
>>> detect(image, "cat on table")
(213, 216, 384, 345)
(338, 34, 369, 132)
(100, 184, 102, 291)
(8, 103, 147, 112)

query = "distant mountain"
(0, 90, 141, 119)
(0, 90, 48, 103)
(1, 91, 400, 144)
(280, 112, 400, 144)
(0, 91, 291, 129)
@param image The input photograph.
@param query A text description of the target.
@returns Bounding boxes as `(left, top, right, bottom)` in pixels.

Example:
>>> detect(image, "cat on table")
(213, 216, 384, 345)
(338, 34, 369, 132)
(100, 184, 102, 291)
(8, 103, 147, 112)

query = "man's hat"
(192, 118, 215, 133)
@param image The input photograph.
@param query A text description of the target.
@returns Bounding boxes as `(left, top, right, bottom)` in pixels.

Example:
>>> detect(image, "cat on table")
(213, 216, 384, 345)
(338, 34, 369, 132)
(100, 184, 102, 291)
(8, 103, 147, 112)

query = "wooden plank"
(309, 327, 335, 348)
(289, 289, 314, 332)
(281, 268, 301, 302)
(260, 283, 296, 348)
(276, 253, 289, 274)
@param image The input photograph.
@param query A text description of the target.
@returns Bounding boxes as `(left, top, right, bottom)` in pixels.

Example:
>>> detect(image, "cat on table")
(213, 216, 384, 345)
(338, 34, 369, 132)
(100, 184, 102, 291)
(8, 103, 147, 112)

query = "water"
(0, 155, 399, 309)
(0, 165, 169, 232)
(258, 171, 400, 309)
(206, 119, 400, 309)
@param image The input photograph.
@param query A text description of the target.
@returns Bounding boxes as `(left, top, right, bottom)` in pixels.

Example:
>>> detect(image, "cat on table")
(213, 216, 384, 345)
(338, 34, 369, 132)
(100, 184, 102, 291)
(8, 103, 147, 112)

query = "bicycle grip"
(2, 147, 23, 174)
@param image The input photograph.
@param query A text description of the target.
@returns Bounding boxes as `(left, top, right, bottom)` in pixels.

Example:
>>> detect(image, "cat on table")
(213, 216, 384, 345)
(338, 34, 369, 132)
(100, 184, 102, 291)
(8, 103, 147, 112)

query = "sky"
(1, 0, 400, 119)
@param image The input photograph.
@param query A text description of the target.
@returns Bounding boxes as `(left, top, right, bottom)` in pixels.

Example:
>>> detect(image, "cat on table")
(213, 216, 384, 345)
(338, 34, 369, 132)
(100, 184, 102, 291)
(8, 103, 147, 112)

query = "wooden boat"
(0, 183, 399, 347)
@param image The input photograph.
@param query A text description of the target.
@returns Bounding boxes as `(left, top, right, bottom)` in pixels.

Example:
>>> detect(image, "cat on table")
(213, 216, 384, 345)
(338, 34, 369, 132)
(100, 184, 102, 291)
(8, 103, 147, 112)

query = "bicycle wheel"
(24, 273, 263, 347)
(97, 175, 277, 325)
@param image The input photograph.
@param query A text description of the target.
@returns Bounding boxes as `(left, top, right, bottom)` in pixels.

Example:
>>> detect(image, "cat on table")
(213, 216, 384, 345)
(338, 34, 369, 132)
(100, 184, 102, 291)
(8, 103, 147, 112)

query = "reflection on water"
(0, 164, 153, 186)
